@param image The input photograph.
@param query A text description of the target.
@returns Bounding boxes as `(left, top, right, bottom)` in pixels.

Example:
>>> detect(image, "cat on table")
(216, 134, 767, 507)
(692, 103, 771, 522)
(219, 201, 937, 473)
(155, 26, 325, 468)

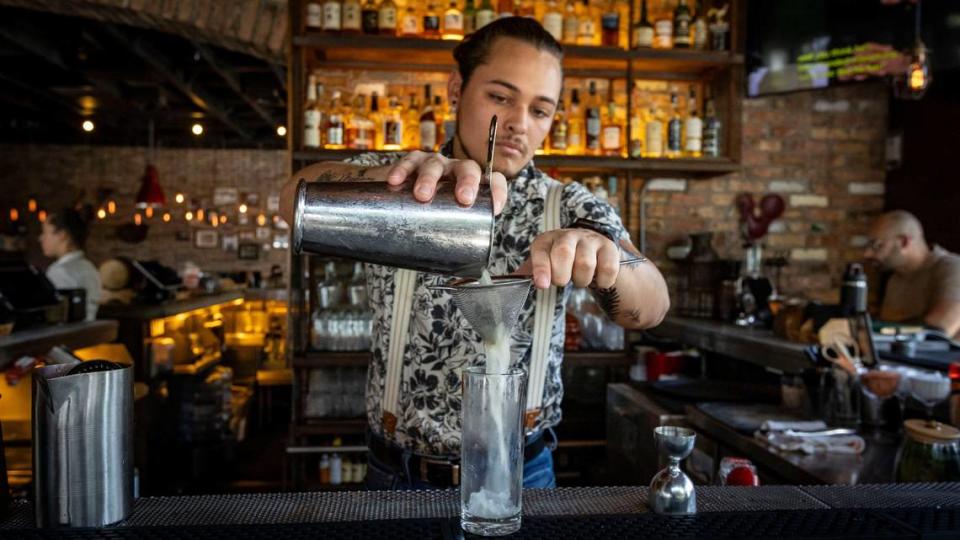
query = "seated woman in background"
(39, 208, 101, 321)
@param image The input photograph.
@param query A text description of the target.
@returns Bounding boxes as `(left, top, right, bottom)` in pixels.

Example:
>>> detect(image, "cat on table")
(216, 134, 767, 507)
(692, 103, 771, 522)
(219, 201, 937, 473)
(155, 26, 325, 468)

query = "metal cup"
(293, 180, 494, 278)
(650, 426, 697, 515)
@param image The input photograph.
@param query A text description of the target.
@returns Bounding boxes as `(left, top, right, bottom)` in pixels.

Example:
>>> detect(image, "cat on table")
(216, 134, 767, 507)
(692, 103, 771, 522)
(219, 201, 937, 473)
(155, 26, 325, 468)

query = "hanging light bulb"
(191, 123, 204, 136)
(144, 206, 154, 219)
(257, 213, 267, 226)
(185, 210, 194, 221)
(894, 0, 932, 100)
(38, 209, 47, 223)
(9, 208, 18, 222)
(27, 198, 37, 213)
(197, 209, 205, 222)
(239, 203, 248, 214)
(276, 125, 287, 137)
(97, 208, 107, 220)
(219, 214, 227, 224)
(175, 193, 185, 204)
(162, 212, 171, 223)
(107, 200, 117, 214)
(82, 120, 95, 132)
(134, 213, 143, 226)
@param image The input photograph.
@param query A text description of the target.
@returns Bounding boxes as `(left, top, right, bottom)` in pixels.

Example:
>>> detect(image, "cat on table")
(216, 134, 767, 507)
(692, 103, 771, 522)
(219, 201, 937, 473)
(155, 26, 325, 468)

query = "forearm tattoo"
(591, 285, 622, 319)
(628, 308, 644, 323)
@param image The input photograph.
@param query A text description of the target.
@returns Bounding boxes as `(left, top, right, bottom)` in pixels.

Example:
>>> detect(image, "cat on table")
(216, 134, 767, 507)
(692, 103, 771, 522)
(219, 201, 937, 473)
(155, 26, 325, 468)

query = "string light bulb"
(894, 0, 932, 100)
(175, 193, 185, 204)
(144, 206, 154, 219)
(162, 212, 171, 223)
(219, 214, 227, 224)
(276, 125, 287, 137)
(257, 213, 267, 226)
(239, 203, 248, 214)
(197, 209, 205, 222)
(97, 208, 107, 220)
(134, 213, 142, 226)
(38, 209, 47, 222)
(191, 123, 204, 136)
(185, 210, 194, 221)
(27, 199, 37, 213)
(82, 120, 95, 132)
(107, 200, 117, 214)
(9, 208, 18, 222)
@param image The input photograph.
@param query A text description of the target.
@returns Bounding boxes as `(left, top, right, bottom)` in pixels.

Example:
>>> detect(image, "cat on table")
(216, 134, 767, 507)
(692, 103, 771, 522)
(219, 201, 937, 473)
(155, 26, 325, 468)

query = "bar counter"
(0, 320, 118, 370)
(2, 483, 959, 538)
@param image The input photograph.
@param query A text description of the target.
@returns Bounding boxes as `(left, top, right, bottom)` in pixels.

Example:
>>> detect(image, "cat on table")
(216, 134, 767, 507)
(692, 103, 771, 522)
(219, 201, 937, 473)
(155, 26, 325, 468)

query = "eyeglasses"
(865, 237, 891, 252)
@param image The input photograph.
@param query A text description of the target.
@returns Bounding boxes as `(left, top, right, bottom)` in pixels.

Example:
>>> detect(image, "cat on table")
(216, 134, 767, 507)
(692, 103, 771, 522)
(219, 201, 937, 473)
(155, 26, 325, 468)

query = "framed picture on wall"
(239, 230, 256, 241)
(256, 227, 271, 240)
(213, 187, 239, 206)
(222, 234, 239, 251)
(175, 231, 191, 242)
(238, 243, 259, 260)
(243, 192, 260, 206)
(195, 229, 219, 249)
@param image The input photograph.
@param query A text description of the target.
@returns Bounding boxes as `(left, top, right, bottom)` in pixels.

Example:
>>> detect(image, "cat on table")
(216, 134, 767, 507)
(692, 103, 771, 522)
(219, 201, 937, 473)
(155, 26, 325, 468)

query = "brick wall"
(0, 145, 290, 278)
(1, 81, 888, 302)
(632, 82, 888, 304)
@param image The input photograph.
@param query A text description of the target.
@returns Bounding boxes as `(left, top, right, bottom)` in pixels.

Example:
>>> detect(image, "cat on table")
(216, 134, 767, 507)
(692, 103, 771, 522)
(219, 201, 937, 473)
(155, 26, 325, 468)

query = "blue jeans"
(364, 432, 557, 490)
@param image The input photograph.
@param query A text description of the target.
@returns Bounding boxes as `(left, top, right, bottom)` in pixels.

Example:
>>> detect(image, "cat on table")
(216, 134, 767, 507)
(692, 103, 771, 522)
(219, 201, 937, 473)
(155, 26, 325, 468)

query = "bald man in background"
(864, 210, 960, 338)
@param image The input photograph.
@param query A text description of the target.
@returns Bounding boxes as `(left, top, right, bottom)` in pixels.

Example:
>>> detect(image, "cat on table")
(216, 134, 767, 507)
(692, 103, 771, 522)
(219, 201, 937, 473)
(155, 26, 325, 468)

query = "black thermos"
(840, 263, 868, 315)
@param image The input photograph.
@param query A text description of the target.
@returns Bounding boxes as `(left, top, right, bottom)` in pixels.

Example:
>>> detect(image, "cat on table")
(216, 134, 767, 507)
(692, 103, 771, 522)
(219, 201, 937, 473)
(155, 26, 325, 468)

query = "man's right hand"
(385, 151, 507, 215)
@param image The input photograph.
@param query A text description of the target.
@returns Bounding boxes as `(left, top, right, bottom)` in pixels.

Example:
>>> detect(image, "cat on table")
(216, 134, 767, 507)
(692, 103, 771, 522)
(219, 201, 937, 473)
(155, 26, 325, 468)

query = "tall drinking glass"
(461, 367, 526, 537)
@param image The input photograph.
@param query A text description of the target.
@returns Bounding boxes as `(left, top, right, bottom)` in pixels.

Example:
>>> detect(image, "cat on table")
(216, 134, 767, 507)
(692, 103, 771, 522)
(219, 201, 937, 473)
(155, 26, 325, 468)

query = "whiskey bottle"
(419, 85, 438, 151)
(600, 0, 620, 47)
(423, 1, 441, 38)
(378, 0, 397, 35)
(303, 75, 322, 148)
(475, 0, 496, 29)
(632, 0, 654, 48)
(585, 81, 602, 155)
(549, 98, 568, 153)
(404, 93, 421, 150)
(601, 99, 622, 156)
(562, 0, 579, 45)
(443, 0, 464, 40)
(325, 91, 346, 149)
(692, 0, 708, 50)
(567, 88, 584, 154)
(702, 90, 721, 157)
(463, 0, 477, 35)
(644, 102, 663, 158)
(383, 95, 404, 151)
(361, 0, 379, 34)
(653, 3, 673, 48)
(684, 87, 702, 157)
(400, 2, 419, 36)
(577, 0, 597, 46)
(342, 0, 362, 33)
(543, 0, 564, 42)
(666, 91, 682, 157)
(306, 2, 323, 31)
(322, 0, 342, 32)
(673, 0, 692, 48)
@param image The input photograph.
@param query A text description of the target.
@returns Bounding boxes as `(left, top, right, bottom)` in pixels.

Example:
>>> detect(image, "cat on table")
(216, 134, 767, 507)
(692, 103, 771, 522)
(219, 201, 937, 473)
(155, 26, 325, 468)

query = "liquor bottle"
(673, 0, 692, 49)
(567, 88, 584, 154)
(404, 93, 421, 150)
(362, 0, 379, 33)
(345, 94, 364, 148)
(577, 0, 597, 46)
(325, 91, 346, 149)
(632, 0, 654, 48)
(423, 1, 441, 38)
(322, 0, 342, 32)
(497, 0, 514, 17)
(306, 2, 323, 30)
(442, 98, 457, 146)
(419, 85, 438, 151)
(644, 102, 663, 158)
(519, 0, 535, 18)
(543, 0, 563, 42)
(369, 92, 383, 149)
(702, 89, 721, 157)
(400, 2, 419, 36)
(666, 91, 682, 158)
(627, 85, 642, 158)
(463, 0, 477, 35)
(562, 0, 579, 45)
(692, 0, 707, 50)
(600, 0, 619, 47)
(378, 0, 397, 35)
(383, 95, 404, 150)
(607, 175, 620, 214)
(684, 87, 702, 157)
(342, 0, 362, 32)
(476, 0, 496, 29)
(584, 81, 601, 155)
(443, 0, 464, 40)
(303, 75, 322, 148)
(601, 98, 622, 156)
(549, 98, 568, 153)
(653, 3, 673, 48)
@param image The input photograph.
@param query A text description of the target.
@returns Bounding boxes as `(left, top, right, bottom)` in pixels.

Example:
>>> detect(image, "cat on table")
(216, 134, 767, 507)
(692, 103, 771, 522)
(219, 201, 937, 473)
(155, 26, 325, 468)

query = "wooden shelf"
(294, 417, 367, 436)
(295, 33, 741, 79)
(293, 350, 371, 368)
(172, 350, 221, 376)
(0, 320, 118, 369)
(293, 149, 739, 177)
(563, 350, 631, 367)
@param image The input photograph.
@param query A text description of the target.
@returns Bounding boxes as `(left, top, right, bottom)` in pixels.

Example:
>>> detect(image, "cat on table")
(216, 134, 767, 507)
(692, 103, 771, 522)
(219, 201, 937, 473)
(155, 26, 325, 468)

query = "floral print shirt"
(346, 144, 627, 456)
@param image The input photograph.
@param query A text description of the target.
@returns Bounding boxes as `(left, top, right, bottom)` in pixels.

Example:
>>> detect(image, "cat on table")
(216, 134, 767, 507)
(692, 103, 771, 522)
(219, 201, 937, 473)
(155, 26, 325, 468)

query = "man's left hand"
(516, 229, 620, 289)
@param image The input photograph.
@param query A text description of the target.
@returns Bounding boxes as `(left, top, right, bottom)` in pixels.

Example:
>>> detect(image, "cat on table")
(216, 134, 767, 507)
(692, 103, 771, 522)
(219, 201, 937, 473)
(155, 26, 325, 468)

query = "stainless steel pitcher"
(33, 360, 133, 528)
(293, 180, 494, 278)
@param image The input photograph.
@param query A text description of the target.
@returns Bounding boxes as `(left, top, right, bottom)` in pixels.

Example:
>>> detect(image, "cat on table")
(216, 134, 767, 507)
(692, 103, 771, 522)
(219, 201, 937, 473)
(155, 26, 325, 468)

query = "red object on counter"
(645, 350, 684, 382)
(726, 466, 760, 486)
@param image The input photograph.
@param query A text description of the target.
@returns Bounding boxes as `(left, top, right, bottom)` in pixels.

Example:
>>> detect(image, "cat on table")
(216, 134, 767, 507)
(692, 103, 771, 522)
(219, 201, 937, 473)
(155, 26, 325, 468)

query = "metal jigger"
(649, 426, 697, 515)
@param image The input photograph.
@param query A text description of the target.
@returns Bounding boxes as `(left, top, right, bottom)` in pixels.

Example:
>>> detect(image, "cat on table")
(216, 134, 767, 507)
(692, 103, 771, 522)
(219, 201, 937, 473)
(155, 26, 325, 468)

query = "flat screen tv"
(745, 0, 959, 97)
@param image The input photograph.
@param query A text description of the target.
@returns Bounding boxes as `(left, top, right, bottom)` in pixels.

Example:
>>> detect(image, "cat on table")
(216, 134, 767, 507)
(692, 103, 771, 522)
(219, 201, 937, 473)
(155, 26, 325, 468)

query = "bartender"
(39, 208, 101, 321)
(864, 210, 960, 338)
(282, 17, 670, 490)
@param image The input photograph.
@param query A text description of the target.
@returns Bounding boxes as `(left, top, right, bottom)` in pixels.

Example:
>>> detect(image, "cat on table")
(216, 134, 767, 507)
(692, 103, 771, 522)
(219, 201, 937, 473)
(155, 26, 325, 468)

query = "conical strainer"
(431, 276, 533, 342)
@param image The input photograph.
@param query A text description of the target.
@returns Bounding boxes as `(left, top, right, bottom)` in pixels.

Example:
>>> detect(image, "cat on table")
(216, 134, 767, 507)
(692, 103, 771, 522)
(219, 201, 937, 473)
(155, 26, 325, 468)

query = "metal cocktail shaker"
(293, 180, 494, 278)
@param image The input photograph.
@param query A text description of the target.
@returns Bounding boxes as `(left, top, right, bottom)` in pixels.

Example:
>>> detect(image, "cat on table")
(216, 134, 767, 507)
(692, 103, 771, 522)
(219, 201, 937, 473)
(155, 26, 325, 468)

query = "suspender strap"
(381, 268, 418, 434)
(525, 181, 565, 428)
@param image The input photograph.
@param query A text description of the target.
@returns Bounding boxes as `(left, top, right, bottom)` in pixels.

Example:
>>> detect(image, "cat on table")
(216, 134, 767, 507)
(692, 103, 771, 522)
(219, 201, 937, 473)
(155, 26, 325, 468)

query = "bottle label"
(378, 7, 397, 29)
(384, 120, 403, 146)
(601, 12, 619, 32)
(401, 14, 418, 34)
(304, 109, 320, 130)
(306, 3, 323, 28)
(674, 14, 691, 44)
(323, 3, 341, 30)
(654, 19, 672, 48)
(634, 26, 654, 47)
(342, 4, 361, 29)
(355, 126, 374, 149)
(579, 18, 596, 39)
(327, 125, 344, 146)
(543, 12, 563, 41)
(551, 122, 567, 150)
(646, 121, 663, 156)
(602, 126, 620, 150)
(362, 9, 379, 32)
(586, 117, 601, 149)
(568, 129, 581, 149)
(668, 120, 682, 152)
(475, 9, 495, 29)
(304, 111, 321, 148)
(704, 120, 720, 156)
(685, 117, 703, 140)
(424, 15, 440, 31)
(563, 16, 578, 42)
(444, 12, 463, 31)
(693, 19, 708, 49)
(420, 122, 437, 150)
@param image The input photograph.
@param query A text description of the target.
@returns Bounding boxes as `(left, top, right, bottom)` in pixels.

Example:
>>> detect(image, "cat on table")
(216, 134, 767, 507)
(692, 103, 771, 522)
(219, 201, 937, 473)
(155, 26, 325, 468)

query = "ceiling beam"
(100, 25, 252, 140)
(192, 41, 276, 129)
